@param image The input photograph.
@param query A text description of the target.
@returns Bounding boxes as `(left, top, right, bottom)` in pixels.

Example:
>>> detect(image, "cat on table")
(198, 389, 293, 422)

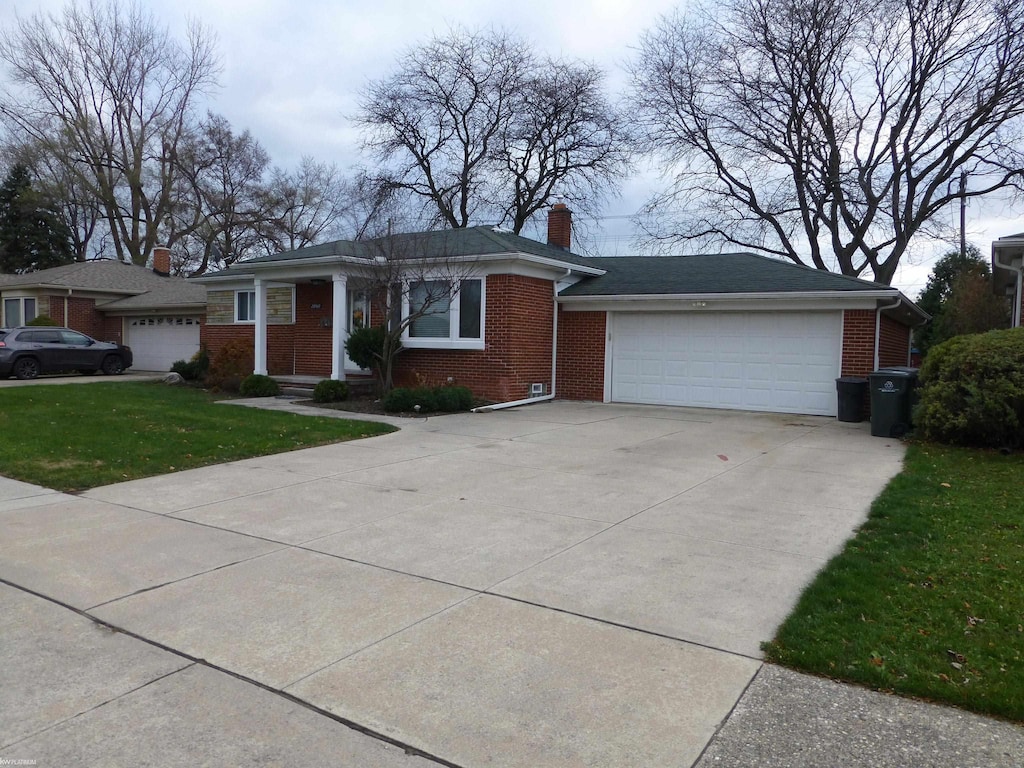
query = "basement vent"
(530, 383, 546, 396)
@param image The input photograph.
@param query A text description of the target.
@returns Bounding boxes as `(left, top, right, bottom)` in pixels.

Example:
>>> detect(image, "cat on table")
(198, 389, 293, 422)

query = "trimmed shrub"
(383, 385, 473, 414)
(239, 374, 280, 397)
(915, 328, 1024, 448)
(345, 325, 388, 371)
(205, 339, 254, 392)
(434, 385, 473, 412)
(313, 379, 349, 403)
(171, 346, 210, 380)
(26, 314, 58, 326)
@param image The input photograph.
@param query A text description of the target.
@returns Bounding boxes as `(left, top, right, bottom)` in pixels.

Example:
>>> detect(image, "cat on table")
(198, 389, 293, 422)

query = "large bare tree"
(169, 113, 271, 275)
(359, 27, 632, 235)
(0, 0, 220, 265)
(631, 0, 1024, 284)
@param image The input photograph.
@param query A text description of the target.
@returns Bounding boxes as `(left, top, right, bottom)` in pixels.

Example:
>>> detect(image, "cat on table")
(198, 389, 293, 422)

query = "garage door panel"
(611, 311, 841, 416)
(126, 316, 201, 372)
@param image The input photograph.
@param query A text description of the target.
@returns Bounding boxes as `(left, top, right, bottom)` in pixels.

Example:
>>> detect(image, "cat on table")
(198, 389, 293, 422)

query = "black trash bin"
(835, 377, 868, 423)
(868, 368, 919, 437)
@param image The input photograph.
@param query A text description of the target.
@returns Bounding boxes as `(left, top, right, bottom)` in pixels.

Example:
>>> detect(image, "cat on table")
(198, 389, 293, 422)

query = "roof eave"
(557, 289, 903, 302)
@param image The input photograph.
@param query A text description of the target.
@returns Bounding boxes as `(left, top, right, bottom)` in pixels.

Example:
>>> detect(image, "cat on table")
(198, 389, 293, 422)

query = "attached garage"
(125, 316, 201, 371)
(610, 311, 842, 416)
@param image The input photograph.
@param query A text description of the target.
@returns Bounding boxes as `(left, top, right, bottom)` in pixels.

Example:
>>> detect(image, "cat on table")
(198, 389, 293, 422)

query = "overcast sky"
(3, 0, 1022, 297)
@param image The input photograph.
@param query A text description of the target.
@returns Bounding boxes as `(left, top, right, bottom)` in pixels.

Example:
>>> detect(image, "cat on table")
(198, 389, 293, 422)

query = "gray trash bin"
(868, 368, 919, 437)
(835, 377, 868, 423)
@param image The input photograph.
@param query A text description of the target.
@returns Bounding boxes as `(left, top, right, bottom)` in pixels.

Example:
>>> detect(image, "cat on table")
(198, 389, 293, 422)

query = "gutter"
(992, 242, 1024, 328)
(558, 289, 905, 302)
(191, 251, 606, 282)
(472, 394, 555, 413)
(472, 267, 572, 414)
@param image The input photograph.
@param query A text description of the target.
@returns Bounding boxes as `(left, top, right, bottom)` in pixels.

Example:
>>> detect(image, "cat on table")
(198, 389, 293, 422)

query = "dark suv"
(0, 327, 133, 380)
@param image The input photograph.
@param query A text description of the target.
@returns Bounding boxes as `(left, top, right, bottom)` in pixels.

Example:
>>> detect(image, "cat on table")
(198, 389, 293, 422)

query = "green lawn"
(764, 443, 1024, 722)
(0, 382, 395, 492)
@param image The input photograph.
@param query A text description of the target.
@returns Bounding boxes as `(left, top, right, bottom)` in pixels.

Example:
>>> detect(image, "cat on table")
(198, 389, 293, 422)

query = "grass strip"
(764, 443, 1024, 722)
(0, 382, 395, 492)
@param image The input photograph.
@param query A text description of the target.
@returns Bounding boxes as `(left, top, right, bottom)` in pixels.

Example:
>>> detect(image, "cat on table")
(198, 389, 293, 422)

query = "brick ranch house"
(193, 205, 927, 417)
(992, 231, 1024, 328)
(0, 248, 206, 371)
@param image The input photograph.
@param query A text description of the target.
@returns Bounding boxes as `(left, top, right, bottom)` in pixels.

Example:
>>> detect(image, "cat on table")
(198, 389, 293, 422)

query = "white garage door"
(611, 311, 842, 416)
(126, 316, 201, 372)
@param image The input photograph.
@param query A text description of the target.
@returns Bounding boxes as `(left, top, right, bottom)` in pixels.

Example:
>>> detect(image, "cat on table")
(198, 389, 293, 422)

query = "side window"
(235, 291, 256, 322)
(60, 331, 92, 346)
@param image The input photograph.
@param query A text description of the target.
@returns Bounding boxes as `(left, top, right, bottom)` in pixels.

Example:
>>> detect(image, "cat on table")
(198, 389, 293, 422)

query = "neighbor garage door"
(610, 311, 842, 416)
(125, 316, 201, 372)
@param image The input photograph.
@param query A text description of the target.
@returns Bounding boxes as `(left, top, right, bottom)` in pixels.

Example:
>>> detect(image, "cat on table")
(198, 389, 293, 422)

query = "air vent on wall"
(530, 383, 545, 396)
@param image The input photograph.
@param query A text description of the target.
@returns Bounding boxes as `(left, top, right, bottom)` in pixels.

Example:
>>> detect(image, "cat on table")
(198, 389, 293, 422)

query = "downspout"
(471, 268, 570, 413)
(874, 296, 903, 371)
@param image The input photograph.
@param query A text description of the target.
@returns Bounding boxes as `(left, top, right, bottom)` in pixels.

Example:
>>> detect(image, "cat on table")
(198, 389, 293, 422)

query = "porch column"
(254, 278, 268, 375)
(331, 274, 348, 380)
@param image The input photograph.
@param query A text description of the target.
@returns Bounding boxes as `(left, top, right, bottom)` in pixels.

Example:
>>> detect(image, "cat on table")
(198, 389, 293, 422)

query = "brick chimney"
(152, 245, 171, 276)
(547, 203, 572, 251)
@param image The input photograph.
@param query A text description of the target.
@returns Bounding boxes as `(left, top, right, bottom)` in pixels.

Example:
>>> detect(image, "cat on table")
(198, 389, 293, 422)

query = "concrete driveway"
(3, 401, 1020, 766)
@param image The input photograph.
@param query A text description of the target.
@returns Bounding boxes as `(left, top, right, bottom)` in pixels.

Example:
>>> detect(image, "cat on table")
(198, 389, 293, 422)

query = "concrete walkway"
(2, 401, 1021, 766)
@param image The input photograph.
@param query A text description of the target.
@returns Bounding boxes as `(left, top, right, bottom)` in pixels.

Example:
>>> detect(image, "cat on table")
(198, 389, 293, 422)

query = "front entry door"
(344, 289, 370, 371)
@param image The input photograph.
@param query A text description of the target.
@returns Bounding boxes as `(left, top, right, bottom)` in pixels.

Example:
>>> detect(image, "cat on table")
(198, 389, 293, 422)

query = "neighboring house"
(193, 205, 927, 417)
(992, 232, 1024, 328)
(0, 248, 207, 371)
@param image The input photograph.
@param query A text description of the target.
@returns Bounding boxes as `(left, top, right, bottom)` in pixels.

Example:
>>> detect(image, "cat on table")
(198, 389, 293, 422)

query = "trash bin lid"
(836, 376, 869, 383)
(870, 368, 917, 379)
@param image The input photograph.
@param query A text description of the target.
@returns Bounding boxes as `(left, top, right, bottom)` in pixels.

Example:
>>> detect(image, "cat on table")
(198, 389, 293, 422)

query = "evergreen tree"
(0, 164, 75, 273)
(915, 246, 1007, 356)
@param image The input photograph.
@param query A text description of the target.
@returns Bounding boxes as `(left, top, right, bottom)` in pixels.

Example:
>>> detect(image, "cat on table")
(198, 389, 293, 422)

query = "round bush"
(915, 327, 1024, 448)
(434, 385, 473, 412)
(313, 379, 349, 403)
(344, 326, 388, 371)
(239, 374, 281, 397)
(382, 387, 416, 413)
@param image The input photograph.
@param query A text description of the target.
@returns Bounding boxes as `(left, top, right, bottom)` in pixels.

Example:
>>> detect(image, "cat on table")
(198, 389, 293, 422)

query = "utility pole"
(959, 171, 967, 259)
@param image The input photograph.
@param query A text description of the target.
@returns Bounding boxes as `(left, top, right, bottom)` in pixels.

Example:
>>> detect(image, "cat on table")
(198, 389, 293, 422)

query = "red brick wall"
(878, 314, 911, 368)
(47, 294, 65, 325)
(840, 309, 876, 377)
(294, 283, 332, 376)
(101, 316, 123, 344)
(392, 275, 555, 402)
(201, 324, 296, 375)
(64, 297, 106, 339)
(556, 309, 606, 401)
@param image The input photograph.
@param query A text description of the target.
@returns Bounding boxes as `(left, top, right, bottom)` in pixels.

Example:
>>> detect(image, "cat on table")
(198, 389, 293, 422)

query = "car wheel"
(101, 355, 125, 375)
(78, 369, 98, 375)
(14, 357, 40, 380)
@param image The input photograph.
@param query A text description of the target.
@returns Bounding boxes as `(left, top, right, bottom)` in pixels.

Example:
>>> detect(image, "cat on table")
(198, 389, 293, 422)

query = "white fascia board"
(557, 290, 900, 313)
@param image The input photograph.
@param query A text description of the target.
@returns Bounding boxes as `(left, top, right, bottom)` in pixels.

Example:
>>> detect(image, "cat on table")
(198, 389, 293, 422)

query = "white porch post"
(331, 274, 348, 381)
(253, 278, 268, 375)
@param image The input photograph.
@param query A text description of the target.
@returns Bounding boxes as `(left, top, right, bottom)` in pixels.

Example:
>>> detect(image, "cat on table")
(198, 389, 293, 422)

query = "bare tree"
(358, 27, 631, 235)
(345, 230, 483, 391)
(261, 158, 351, 253)
(0, 0, 220, 265)
(631, 0, 1024, 284)
(170, 113, 271, 275)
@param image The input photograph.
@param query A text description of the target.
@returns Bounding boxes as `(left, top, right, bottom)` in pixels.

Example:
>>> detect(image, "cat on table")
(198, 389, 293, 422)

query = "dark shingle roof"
(226, 226, 597, 270)
(559, 252, 893, 296)
(0, 260, 206, 309)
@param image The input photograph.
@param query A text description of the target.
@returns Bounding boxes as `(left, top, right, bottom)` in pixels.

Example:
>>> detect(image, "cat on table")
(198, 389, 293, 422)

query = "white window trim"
(401, 276, 485, 350)
(234, 290, 256, 324)
(2, 295, 38, 327)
